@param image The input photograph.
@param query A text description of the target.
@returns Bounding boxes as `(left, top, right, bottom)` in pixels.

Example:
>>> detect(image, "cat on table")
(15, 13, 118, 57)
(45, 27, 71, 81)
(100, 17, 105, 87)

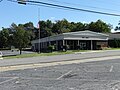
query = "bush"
(47, 45, 54, 52)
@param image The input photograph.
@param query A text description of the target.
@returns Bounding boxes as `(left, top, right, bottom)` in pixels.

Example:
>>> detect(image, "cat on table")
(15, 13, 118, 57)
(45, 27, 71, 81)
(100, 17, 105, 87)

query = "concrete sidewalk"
(0, 50, 120, 67)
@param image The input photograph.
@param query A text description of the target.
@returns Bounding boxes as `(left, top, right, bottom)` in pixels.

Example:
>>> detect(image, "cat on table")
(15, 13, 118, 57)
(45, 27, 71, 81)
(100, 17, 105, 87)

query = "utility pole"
(38, 8, 41, 53)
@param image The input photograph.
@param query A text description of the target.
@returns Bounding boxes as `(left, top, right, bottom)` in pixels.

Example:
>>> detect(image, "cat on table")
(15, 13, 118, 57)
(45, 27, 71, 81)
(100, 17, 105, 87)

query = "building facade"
(31, 30, 109, 52)
(108, 33, 120, 48)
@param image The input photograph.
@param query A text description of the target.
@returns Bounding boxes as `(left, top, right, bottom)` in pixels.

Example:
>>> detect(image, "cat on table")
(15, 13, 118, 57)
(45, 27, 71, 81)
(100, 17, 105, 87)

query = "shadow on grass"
(2, 54, 17, 57)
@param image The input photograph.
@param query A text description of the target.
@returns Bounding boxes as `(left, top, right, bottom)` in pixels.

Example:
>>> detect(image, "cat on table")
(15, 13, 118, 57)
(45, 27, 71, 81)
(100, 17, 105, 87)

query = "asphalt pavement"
(0, 50, 120, 67)
(1, 57, 120, 90)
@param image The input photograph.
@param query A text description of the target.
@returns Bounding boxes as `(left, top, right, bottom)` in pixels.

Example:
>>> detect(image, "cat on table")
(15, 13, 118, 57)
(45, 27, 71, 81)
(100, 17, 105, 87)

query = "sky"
(0, 0, 120, 32)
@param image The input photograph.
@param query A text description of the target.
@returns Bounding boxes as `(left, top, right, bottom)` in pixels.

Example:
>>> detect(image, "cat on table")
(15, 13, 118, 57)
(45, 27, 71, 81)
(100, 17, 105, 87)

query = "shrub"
(47, 45, 54, 52)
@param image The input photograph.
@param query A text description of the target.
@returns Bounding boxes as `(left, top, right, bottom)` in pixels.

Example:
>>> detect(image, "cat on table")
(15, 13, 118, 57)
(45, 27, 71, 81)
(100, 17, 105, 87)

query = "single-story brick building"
(31, 30, 109, 52)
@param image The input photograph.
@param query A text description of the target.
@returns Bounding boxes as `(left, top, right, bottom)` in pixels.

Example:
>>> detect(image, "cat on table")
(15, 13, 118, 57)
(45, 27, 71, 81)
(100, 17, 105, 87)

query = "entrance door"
(80, 42, 86, 50)
(79, 41, 92, 50)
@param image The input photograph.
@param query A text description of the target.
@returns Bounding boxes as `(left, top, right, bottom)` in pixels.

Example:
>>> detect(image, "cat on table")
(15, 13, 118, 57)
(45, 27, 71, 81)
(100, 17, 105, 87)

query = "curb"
(74, 50, 103, 54)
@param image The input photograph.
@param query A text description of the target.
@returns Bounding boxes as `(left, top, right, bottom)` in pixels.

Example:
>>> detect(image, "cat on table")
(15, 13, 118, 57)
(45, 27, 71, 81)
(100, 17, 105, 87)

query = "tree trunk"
(19, 48, 22, 55)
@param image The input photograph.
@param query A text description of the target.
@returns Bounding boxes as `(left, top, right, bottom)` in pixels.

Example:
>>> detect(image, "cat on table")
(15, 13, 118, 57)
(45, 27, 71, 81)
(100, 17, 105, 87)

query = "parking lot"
(0, 50, 34, 57)
(0, 58, 120, 90)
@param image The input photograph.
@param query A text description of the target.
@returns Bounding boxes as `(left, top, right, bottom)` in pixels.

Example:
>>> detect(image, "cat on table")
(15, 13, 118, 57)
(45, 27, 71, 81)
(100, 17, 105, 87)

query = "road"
(0, 56, 120, 89)
(0, 50, 120, 67)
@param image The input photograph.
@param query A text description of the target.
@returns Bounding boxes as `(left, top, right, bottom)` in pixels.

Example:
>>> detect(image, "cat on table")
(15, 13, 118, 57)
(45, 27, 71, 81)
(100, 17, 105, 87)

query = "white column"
(63, 40, 65, 46)
(78, 40, 79, 46)
(91, 40, 93, 50)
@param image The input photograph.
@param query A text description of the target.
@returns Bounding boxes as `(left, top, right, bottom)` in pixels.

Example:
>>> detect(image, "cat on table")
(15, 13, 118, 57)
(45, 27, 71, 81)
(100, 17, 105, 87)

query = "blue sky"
(0, 0, 120, 32)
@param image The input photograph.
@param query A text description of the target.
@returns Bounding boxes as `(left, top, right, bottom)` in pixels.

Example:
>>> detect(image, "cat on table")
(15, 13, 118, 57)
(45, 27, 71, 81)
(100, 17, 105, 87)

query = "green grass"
(3, 51, 72, 59)
(4, 48, 120, 59)
(3, 50, 89, 59)
(102, 47, 120, 50)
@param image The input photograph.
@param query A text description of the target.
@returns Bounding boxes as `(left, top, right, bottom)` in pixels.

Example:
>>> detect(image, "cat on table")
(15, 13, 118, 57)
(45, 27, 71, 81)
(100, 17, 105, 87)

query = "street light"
(17, 0, 27, 5)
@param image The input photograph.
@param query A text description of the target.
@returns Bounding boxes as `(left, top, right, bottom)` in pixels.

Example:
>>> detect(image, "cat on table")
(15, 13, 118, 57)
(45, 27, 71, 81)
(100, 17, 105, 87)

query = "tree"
(52, 19, 71, 34)
(115, 21, 120, 31)
(12, 24, 31, 54)
(45, 20, 53, 36)
(23, 22, 36, 41)
(71, 22, 85, 32)
(88, 20, 111, 33)
(0, 28, 9, 48)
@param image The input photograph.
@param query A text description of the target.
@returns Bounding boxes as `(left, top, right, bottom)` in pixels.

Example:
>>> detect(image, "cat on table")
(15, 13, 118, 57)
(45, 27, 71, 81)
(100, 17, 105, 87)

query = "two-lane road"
(0, 50, 120, 67)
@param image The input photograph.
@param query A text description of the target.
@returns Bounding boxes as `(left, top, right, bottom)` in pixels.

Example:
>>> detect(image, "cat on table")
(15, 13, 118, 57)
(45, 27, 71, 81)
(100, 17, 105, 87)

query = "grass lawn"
(3, 50, 89, 59)
(3, 48, 120, 59)
(108, 48, 120, 50)
(101, 47, 120, 50)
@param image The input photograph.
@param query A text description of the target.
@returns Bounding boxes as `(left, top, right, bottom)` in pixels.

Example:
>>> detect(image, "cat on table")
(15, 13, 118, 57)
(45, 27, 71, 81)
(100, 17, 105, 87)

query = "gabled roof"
(63, 30, 109, 37)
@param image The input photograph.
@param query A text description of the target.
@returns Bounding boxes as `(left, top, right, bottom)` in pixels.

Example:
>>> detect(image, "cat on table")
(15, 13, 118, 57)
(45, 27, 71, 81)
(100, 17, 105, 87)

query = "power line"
(8, 0, 73, 11)
(28, 3, 76, 11)
(8, 0, 120, 17)
(44, 0, 120, 13)
(86, 0, 120, 7)
(42, 0, 120, 9)
(0, 0, 3, 2)
(28, 2, 120, 14)
(27, 0, 120, 17)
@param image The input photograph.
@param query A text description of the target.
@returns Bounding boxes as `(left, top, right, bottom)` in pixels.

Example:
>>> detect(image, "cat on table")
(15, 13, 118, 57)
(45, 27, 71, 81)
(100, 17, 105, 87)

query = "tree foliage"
(88, 20, 111, 33)
(12, 24, 32, 54)
(115, 21, 120, 31)
(2, 23, 33, 54)
(0, 28, 9, 48)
